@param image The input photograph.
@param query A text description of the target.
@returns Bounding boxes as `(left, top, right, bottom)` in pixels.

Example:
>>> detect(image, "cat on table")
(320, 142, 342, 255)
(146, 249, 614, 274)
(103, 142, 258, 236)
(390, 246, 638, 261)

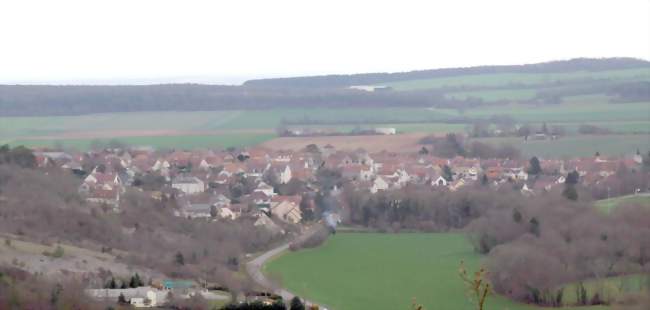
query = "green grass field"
(1, 97, 647, 151)
(8, 133, 274, 150)
(562, 274, 650, 304)
(445, 88, 538, 102)
(265, 233, 607, 310)
(594, 194, 650, 213)
(383, 68, 650, 91)
(2, 101, 647, 136)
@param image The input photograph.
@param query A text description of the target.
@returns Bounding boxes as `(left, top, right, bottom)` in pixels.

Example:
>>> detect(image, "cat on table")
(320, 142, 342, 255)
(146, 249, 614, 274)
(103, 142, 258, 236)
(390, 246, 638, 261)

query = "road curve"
(245, 227, 327, 308)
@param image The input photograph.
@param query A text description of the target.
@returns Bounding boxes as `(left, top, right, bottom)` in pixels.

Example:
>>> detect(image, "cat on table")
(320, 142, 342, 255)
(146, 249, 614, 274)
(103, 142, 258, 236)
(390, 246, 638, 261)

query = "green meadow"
(9, 133, 275, 150)
(265, 233, 607, 310)
(594, 194, 650, 213)
(383, 68, 650, 91)
(1, 98, 647, 151)
(446, 88, 538, 102)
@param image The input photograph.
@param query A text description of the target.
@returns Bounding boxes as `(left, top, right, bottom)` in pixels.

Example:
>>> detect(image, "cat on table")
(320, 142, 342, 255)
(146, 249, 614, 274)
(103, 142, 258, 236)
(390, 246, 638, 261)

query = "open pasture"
(265, 233, 608, 310)
(595, 194, 650, 213)
(383, 68, 650, 91)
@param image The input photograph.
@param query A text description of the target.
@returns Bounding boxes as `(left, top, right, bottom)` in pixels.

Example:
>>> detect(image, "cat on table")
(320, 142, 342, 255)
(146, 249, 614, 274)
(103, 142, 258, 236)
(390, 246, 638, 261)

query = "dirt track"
(246, 226, 329, 309)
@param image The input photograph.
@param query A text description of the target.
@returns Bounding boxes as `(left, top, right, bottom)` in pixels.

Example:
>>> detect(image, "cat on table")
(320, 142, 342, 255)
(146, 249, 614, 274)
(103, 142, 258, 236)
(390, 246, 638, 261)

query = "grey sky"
(0, 0, 648, 84)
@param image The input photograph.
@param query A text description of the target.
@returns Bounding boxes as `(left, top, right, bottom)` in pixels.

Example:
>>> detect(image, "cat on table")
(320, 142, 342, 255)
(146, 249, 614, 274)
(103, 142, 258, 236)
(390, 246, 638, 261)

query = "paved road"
(246, 227, 327, 308)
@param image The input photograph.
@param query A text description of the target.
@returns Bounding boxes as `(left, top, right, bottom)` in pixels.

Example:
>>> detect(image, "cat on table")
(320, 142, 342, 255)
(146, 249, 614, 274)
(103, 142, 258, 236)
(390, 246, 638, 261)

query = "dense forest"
(0, 58, 648, 116)
(244, 58, 650, 88)
(0, 85, 452, 116)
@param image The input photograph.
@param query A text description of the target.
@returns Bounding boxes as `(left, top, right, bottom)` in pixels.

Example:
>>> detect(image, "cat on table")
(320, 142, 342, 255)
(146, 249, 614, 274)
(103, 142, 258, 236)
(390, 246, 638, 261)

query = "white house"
(270, 196, 303, 223)
(431, 175, 448, 187)
(254, 182, 275, 197)
(130, 291, 157, 307)
(171, 176, 205, 194)
(278, 165, 292, 184)
(370, 177, 389, 193)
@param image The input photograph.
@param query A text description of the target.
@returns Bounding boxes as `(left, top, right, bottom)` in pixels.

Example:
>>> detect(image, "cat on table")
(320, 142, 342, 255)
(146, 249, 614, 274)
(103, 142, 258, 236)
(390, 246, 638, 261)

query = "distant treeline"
(1, 58, 648, 116)
(0, 84, 477, 116)
(244, 58, 650, 88)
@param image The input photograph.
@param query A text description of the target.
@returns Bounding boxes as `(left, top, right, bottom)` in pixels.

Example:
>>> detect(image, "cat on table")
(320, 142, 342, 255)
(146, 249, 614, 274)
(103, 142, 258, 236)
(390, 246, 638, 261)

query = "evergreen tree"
(107, 277, 117, 289)
(175, 251, 185, 266)
(135, 273, 143, 286)
(512, 209, 522, 223)
(289, 296, 305, 310)
(529, 217, 540, 237)
(563, 185, 578, 201)
(566, 170, 579, 185)
(118, 293, 127, 304)
(442, 165, 453, 181)
(528, 156, 542, 175)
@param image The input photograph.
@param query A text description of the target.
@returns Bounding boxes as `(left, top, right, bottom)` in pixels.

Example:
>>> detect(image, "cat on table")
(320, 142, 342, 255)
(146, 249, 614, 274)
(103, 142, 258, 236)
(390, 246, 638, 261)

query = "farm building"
(374, 127, 397, 135)
(348, 85, 392, 92)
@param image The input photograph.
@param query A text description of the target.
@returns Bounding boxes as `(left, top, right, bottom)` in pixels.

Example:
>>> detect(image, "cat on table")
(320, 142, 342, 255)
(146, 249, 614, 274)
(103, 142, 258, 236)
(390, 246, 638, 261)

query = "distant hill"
(0, 58, 648, 116)
(243, 58, 650, 88)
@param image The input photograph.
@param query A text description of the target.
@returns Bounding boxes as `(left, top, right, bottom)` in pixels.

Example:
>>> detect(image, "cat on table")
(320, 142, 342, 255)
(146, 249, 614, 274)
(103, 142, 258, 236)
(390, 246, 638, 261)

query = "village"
(19, 141, 646, 308)
(34, 142, 647, 224)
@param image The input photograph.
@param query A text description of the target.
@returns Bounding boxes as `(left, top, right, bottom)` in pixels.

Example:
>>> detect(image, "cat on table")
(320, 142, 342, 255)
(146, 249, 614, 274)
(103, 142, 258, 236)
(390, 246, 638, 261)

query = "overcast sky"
(0, 0, 648, 84)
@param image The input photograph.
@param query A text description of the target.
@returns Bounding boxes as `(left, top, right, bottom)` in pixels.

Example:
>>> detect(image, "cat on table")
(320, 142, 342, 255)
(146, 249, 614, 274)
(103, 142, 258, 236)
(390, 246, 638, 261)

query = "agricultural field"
(594, 194, 650, 213)
(445, 88, 537, 102)
(383, 68, 650, 91)
(9, 133, 275, 151)
(265, 233, 608, 310)
(1, 97, 647, 151)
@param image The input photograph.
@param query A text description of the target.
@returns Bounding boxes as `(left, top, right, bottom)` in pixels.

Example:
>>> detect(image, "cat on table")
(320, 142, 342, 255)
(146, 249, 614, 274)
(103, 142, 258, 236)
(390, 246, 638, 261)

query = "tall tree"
(566, 171, 579, 185)
(528, 157, 542, 175)
(175, 252, 185, 266)
(562, 185, 578, 201)
(442, 165, 454, 181)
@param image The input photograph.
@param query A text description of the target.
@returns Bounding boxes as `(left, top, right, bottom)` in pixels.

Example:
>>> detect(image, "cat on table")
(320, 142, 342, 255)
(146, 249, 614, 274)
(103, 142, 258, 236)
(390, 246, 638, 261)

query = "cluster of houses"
(85, 279, 225, 307)
(32, 145, 646, 224)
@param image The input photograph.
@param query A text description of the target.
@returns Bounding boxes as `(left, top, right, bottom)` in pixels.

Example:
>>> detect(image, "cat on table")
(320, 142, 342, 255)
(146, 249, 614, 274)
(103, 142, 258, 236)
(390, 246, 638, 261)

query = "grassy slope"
(384, 68, 650, 91)
(265, 233, 605, 310)
(446, 88, 538, 102)
(594, 194, 650, 213)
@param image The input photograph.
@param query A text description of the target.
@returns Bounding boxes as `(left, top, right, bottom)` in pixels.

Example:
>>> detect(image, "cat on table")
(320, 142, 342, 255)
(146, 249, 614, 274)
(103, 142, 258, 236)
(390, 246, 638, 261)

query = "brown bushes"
(469, 196, 650, 306)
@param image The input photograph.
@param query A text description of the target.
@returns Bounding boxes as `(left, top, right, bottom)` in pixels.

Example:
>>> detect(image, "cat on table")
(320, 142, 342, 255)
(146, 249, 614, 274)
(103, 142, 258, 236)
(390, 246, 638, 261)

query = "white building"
(171, 176, 205, 194)
(349, 85, 391, 92)
(374, 127, 397, 135)
(370, 177, 389, 193)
